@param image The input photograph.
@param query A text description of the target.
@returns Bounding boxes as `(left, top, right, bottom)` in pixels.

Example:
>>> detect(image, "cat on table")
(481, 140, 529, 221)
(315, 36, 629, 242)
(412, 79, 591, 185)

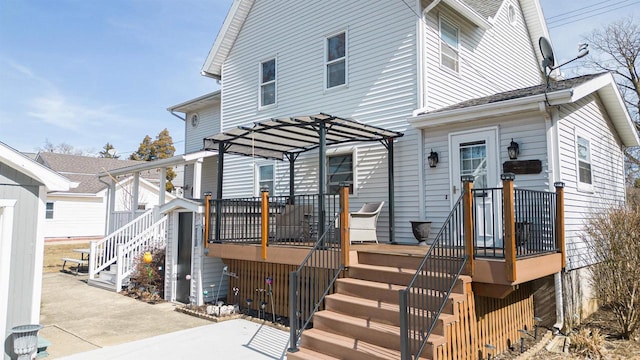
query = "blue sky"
(0, 0, 637, 157)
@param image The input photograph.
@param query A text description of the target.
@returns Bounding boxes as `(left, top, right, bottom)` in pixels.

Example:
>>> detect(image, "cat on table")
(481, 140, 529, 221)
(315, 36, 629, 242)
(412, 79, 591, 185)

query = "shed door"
(450, 129, 502, 247)
(176, 212, 193, 303)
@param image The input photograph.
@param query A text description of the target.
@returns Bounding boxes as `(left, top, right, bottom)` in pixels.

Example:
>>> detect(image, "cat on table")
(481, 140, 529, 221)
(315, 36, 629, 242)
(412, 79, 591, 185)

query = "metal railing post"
(288, 271, 299, 353)
(339, 183, 350, 268)
(502, 173, 517, 282)
(399, 289, 411, 360)
(554, 182, 566, 269)
(461, 175, 475, 276)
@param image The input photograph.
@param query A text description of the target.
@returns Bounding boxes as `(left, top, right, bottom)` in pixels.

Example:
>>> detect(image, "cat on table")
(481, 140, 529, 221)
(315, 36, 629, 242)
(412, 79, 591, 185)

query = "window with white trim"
(440, 18, 459, 72)
(327, 153, 353, 194)
(260, 58, 276, 107)
(576, 135, 593, 191)
(46, 202, 54, 219)
(258, 164, 274, 194)
(326, 31, 346, 88)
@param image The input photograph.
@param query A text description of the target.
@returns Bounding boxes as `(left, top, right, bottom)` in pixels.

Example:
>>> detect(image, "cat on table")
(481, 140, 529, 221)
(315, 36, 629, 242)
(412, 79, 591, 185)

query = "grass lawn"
(43, 242, 91, 273)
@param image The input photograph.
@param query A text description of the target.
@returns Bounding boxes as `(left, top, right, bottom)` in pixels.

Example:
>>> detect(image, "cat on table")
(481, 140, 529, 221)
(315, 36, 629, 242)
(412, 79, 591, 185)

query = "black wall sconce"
(428, 150, 439, 168)
(508, 139, 520, 160)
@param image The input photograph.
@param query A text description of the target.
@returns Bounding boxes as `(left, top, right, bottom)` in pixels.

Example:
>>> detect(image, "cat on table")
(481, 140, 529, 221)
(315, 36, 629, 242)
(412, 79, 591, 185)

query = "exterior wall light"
(508, 139, 520, 160)
(427, 150, 439, 168)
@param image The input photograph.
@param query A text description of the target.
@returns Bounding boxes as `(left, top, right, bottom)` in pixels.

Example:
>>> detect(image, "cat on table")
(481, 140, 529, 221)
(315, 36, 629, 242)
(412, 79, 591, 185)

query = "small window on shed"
(46, 202, 54, 219)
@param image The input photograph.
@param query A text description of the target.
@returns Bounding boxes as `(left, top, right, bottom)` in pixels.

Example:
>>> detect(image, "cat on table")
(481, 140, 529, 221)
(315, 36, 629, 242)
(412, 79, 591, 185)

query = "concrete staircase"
(288, 250, 471, 360)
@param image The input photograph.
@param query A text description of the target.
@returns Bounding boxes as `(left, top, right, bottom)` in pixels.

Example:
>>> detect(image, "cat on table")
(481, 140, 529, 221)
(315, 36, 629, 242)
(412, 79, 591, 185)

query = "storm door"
(176, 212, 193, 303)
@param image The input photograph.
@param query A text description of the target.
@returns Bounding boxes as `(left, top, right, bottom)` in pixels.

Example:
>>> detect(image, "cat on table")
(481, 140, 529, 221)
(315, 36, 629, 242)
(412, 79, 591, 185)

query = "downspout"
(545, 103, 565, 333)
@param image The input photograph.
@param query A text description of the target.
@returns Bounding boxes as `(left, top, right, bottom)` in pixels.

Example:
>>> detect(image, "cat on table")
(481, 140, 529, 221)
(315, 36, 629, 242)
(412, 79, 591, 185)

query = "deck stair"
(289, 250, 472, 360)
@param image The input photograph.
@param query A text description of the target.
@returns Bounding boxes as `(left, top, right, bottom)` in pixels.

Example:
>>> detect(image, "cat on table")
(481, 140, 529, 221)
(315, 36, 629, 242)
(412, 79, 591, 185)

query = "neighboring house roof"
(0, 142, 72, 192)
(461, 0, 503, 19)
(168, 91, 221, 115)
(410, 72, 640, 147)
(37, 152, 160, 195)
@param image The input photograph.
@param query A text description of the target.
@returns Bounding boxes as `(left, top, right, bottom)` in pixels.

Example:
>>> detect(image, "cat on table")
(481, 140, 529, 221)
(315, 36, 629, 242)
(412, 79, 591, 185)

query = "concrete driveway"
(39, 273, 289, 359)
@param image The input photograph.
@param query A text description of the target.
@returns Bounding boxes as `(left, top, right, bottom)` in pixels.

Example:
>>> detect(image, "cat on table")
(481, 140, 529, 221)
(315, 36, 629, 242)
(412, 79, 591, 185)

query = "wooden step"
(336, 277, 464, 316)
(356, 251, 427, 270)
(287, 347, 339, 360)
(314, 310, 446, 358)
(348, 264, 469, 294)
(301, 328, 402, 360)
(325, 293, 456, 335)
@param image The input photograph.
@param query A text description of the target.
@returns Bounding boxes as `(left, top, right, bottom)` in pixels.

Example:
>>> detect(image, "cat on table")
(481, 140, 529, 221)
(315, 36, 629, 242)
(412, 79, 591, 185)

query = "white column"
(108, 180, 116, 232)
(132, 172, 140, 218)
(159, 167, 167, 205)
(193, 158, 203, 199)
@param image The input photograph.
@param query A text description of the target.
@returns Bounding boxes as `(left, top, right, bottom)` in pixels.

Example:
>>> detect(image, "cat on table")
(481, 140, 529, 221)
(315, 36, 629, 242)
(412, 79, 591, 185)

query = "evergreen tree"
(130, 130, 176, 192)
(98, 142, 120, 159)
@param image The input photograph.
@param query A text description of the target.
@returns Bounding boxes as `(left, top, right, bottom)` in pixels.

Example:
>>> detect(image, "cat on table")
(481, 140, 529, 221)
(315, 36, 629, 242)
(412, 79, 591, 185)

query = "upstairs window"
(327, 153, 353, 194)
(440, 18, 459, 73)
(326, 32, 346, 88)
(260, 58, 276, 107)
(576, 135, 593, 191)
(46, 202, 54, 219)
(258, 164, 274, 194)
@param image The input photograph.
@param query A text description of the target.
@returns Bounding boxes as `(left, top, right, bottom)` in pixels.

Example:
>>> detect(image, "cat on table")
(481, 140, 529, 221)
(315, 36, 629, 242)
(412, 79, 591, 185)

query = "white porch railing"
(111, 210, 147, 233)
(115, 215, 168, 291)
(89, 209, 155, 279)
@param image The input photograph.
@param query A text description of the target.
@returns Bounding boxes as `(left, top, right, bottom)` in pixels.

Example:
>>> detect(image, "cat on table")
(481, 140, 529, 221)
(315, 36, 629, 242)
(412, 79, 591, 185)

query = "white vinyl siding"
(219, 0, 420, 241)
(259, 58, 276, 107)
(423, 2, 540, 111)
(185, 104, 221, 154)
(42, 196, 106, 238)
(557, 97, 626, 270)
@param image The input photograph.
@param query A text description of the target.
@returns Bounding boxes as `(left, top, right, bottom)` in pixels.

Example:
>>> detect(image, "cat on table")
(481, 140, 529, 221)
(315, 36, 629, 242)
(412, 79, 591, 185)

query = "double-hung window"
(326, 32, 346, 88)
(576, 135, 593, 191)
(260, 58, 276, 107)
(46, 202, 54, 219)
(258, 164, 274, 194)
(440, 18, 459, 73)
(327, 153, 353, 194)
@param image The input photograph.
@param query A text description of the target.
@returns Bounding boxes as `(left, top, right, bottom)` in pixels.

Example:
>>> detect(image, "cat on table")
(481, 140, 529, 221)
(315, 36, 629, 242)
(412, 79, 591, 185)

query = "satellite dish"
(539, 37, 555, 70)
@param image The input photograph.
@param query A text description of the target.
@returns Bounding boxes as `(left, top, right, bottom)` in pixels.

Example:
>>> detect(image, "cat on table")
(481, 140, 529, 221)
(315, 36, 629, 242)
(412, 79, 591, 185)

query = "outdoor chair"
(274, 204, 312, 241)
(349, 201, 384, 244)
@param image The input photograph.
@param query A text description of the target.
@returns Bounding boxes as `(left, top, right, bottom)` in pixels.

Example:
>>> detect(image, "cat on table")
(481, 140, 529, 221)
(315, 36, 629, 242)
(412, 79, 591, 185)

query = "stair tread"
(304, 328, 401, 360)
(288, 347, 339, 360)
(338, 277, 467, 299)
(315, 310, 446, 345)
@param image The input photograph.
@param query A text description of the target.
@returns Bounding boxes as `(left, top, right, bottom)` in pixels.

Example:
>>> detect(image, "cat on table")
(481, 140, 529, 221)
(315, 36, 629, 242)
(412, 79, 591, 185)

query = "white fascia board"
(166, 91, 221, 113)
(47, 192, 101, 198)
(159, 198, 204, 214)
(0, 142, 72, 192)
(410, 90, 572, 128)
(99, 151, 217, 178)
(443, 0, 491, 30)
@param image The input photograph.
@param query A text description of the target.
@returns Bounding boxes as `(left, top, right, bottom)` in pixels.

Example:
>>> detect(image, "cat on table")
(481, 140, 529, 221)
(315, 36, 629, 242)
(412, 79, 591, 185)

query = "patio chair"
(274, 204, 313, 241)
(349, 201, 384, 244)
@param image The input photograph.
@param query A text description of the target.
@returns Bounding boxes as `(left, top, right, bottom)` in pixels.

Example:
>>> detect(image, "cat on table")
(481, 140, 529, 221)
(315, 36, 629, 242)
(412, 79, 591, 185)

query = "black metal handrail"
(399, 194, 468, 360)
(288, 211, 343, 353)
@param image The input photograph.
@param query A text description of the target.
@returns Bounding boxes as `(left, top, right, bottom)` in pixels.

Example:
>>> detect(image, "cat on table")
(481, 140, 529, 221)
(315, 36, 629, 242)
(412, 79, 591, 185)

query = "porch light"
(508, 139, 520, 160)
(427, 150, 439, 168)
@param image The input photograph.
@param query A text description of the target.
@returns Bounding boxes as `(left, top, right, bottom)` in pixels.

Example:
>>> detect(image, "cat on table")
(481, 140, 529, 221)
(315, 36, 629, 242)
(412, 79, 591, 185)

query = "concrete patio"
(39, 272, 289, 359)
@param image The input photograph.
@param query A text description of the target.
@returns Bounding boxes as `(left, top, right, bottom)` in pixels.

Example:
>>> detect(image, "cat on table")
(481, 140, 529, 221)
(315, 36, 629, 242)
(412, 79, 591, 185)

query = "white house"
(88, 1, 638, 357)
(0, 142, 72, 359)
(36, 152, 175, 239)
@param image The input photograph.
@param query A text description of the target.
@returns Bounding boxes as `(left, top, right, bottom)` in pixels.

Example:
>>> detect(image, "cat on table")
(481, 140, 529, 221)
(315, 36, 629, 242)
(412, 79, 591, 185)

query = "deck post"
(204, 192, 212, 246)
(502, 173, 517, 282)
(554, 182, 566, 269)
(288, 271, 299, 353)
(462, 175, 475, 276)
(339, 183, 350, 268)
(261, 187, 269, 261)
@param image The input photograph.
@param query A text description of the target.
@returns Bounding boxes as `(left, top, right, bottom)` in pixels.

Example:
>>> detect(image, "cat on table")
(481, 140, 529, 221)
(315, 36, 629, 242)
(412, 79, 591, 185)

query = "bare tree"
(583, 17, 640, 182)
(38, 139, 90, 156)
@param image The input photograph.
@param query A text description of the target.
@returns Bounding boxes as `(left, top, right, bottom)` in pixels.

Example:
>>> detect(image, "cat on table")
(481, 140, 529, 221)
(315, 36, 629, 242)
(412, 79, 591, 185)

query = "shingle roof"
(37, 152, 160, 194)
(419, 73, 603, 116)
(462, 0, 503, 19)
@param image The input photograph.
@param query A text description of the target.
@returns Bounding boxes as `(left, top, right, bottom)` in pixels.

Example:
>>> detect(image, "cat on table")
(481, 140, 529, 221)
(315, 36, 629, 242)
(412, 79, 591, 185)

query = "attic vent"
(190, 113, 199, 128)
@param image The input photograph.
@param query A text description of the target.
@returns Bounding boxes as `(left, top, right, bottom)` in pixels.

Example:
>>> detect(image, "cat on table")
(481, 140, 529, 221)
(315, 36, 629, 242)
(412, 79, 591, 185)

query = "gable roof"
(0, 142, 72, 192)
(37, 152, 160, 194)
(461, 0, 503, 19)
(410, 72, 640, 147)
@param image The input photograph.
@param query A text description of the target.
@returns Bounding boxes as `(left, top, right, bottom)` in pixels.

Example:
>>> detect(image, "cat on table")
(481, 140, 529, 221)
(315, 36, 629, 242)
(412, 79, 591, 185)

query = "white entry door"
(449, 128, 501, 248)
